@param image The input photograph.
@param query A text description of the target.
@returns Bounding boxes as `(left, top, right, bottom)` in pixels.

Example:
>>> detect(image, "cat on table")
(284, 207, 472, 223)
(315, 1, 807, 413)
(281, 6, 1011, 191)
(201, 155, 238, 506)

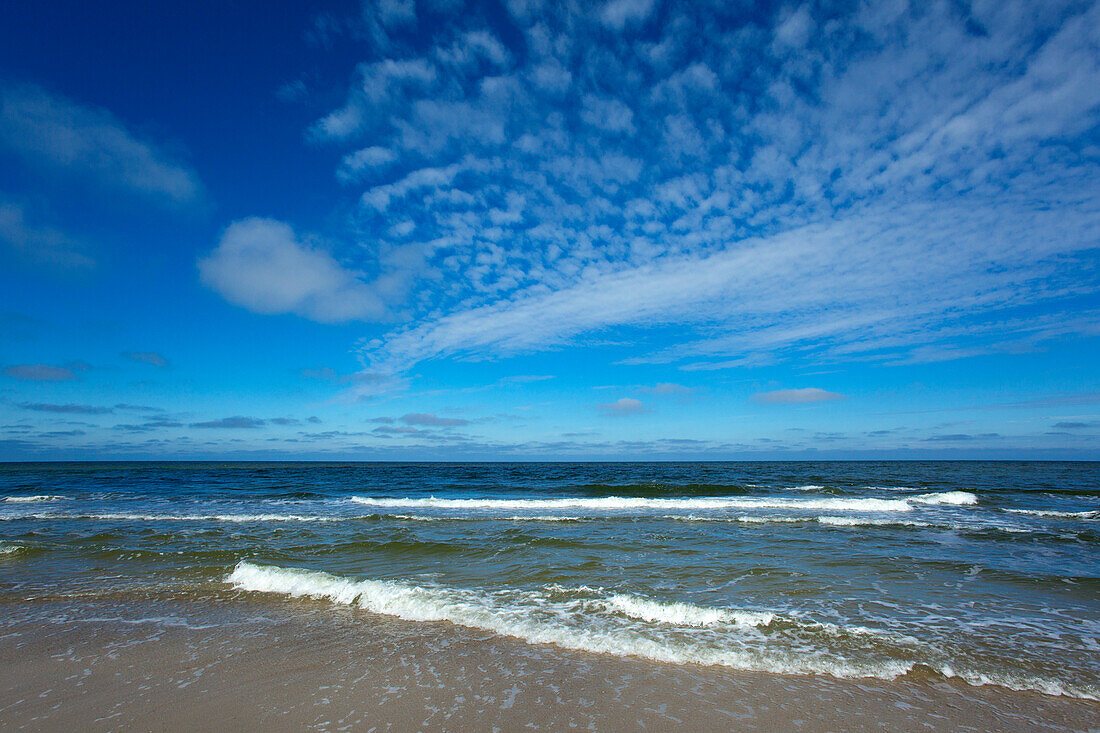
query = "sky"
(0, 0, 1098, 460)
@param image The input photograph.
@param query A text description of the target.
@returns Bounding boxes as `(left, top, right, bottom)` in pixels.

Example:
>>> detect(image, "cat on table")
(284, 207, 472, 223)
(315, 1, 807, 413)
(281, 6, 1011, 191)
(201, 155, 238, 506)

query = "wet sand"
(0, 595, 1096, 731)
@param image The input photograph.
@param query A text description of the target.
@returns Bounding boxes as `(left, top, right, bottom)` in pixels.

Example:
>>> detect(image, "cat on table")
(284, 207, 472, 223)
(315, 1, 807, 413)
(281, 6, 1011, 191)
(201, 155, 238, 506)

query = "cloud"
(267, 0, 1100, 395)
(643, 383, 692, 395)
(113, 418, 183, 432)
(751, 388, 846, 405)
(3, 364, 81, 381)
(0, 200, 93, 269)
(0, 82, 201, 204)
(599, 0, 657, 30)
(1053, 421, 1100, 429)
(337, 146, 398, 181)
(17, 402, 112, 414)
(400, 413, 469, 427)
(596, 397, 647, 415)
(114, 403, 164, 413)
(924, 433, 1002, 442)
(497, 374, 555, 385)
(198, 218, 387, 322)
(124, 351, 169, 368)
(189, 416, 266, 429)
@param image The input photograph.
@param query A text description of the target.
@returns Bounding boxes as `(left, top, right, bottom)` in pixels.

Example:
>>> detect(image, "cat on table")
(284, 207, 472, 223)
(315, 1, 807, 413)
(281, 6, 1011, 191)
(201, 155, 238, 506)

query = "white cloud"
(198, 218, 386, 322)
(580, 95, 635, 133)
(337, 146, 397, 181)
(599, 0, 657, 30)
(596, 397, 647, 415)
(751, 388, 845, 405)
(0, 200, 93, 269)
(281, 0, 1100, 390)
(0, 83, 201, 205)
(354, 198, 1098, 382)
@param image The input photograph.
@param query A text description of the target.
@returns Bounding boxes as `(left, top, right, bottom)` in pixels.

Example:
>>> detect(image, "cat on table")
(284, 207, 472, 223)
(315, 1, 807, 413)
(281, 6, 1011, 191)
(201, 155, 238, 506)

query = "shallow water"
(1, 461, 1097, 702)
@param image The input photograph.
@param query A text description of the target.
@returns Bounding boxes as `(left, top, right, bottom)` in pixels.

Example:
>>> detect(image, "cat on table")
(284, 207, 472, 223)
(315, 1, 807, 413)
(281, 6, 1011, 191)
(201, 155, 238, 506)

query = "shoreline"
(1, 595, 1096, 731)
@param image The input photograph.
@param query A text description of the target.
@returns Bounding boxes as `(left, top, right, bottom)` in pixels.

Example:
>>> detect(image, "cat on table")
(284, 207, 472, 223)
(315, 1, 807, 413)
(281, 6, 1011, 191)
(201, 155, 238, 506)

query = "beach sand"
(0, 594, 1096, 731)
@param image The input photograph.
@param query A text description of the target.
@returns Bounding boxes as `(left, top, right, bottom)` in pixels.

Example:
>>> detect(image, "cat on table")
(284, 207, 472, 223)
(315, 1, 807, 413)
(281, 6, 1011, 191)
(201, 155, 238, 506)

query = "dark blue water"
(1, 461, 1097, 699)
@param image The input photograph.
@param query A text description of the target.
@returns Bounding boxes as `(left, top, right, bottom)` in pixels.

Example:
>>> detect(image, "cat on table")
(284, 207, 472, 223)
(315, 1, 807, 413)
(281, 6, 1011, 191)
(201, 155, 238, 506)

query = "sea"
(0, 461, 1097, 711)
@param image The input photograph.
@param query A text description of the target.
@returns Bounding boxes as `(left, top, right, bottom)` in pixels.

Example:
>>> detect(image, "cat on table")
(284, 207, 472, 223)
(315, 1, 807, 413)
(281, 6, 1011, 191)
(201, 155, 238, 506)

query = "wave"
(666, 514, 808, 524)
(226, 562, 903, 680)
(348, 494, 977, 513)
(602, 594, 776, 628)
(0, 544, 26, 554)
(907, 491, 978, 506)
(817, 516, 933, 528)
(1005, 509, 1099, 520)
(3, 495, 66, 503)
(226, 562, 1097, 699)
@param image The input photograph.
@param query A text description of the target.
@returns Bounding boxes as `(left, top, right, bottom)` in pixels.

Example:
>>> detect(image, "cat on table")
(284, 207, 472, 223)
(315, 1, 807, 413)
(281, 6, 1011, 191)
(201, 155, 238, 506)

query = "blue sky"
(1, 0, 1098, 460)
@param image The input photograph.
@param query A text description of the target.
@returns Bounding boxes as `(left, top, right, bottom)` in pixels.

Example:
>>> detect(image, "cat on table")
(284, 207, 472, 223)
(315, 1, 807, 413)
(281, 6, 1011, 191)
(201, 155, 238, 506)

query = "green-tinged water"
(1, 461, 1097, 699)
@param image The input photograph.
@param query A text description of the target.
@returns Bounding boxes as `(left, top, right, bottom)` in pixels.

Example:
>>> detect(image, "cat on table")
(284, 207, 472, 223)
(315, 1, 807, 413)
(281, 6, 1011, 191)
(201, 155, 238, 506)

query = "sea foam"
(3, 495, 66, 503)
(347, 495, 948, 513)
(226, 561, 1097, 699)
(1005, 509, 1099, 519)
(226, 561, 905, 680)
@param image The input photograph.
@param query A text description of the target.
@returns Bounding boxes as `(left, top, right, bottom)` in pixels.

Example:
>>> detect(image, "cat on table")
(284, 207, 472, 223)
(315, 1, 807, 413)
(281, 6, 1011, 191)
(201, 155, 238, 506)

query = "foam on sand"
(226, 561, 903, 680)
(226, 561, 1097, 699)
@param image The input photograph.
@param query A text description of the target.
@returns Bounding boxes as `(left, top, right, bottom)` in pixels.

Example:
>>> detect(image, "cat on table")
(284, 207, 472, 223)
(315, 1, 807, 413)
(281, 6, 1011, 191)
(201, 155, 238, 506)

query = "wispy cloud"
(17, 402, 112, 414)
(189, 416, 266, 429)
(0, 199, 93, 269)
(267, 0, 1100, 392)
(641, 383, 692, 395)
(0, 82, 201, 205)
(400, 413, 469, 427)
(596, 397, 647, 415)
(1052, 421, 1100, 430)
(3, 363, 85, 381)
(752, 388, 846, 405)
(123, 351, 169, 368)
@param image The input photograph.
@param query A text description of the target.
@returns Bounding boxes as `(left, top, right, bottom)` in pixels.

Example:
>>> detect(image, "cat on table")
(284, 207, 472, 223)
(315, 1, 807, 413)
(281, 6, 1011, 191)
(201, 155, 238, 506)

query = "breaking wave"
(349, 493, 978, 514)
(3, 495, 66, 503)
(1005, 509, 1099, 520)
(226, 562, 1096, 700)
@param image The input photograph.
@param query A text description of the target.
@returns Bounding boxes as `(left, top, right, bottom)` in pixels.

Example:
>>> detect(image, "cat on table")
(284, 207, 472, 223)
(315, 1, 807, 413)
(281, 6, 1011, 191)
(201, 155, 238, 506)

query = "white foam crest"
(817, 516, 932, 528)
(864, 486, 921, 491)
(603, 594, 776, 628)
(349, 495, 914, 513)
(908, 491, 979, 506)
(734, 515, 807, 524)
(226, 562, 909, 681)
(4, 495, 66, 503)
(787, 485, 824, 491)
(1005, 509, 1099, 519)
(0, 544, 26, 554)
(940, 667, 1099, 702)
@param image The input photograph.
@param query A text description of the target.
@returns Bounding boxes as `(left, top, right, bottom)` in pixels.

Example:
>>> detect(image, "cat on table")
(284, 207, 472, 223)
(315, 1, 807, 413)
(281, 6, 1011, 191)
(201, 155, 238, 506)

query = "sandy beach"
(1, 593, 1097, 732)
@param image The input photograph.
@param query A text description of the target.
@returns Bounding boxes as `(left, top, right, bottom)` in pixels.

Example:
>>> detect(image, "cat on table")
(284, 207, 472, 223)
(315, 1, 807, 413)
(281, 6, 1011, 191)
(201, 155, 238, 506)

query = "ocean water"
(0, 461, 1097, 702)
